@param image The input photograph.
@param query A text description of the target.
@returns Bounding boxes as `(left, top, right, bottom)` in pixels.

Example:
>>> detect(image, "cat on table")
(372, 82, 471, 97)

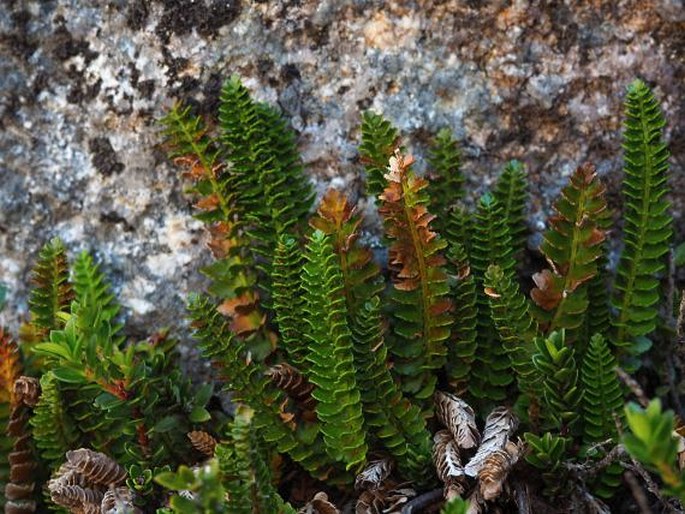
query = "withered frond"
(433, 430, 466, 501)
(434, 391, 479, 450)
(299, 491, 341, 514)
(65, 449, 127, 486)
(355, 458, 393, 491)
(477, 440, 520, 501)
(464, 407, 518, 478)
(266, 363, 317, 412)
(187, 431, 218, 458)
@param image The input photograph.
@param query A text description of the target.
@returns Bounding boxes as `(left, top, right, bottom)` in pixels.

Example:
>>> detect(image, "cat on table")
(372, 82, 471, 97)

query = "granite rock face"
(1, 0, 684, 343)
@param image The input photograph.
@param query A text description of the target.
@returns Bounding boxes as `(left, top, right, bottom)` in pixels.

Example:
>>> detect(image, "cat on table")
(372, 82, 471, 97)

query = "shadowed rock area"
(1, 0, 683, 345)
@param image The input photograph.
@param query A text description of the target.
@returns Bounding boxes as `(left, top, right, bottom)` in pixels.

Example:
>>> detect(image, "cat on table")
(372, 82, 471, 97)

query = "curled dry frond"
(355, 458, 393, 491)
(13, 377, 40, 408)
(266, 363, 317, 412)
(477, 440, 521, 501)
(433, 430, 466, 501)
(299, 492, 340, 514)
(187, 431, 218, 458)
(0, 329, 21, 406)
(65, 449, 127, 486)
(100, 486, 140, 514)
(49, 483, 104, 512)
(464, 408, 518, 478)
(356, 485, 416, 514)
(434, 391, 479, 450)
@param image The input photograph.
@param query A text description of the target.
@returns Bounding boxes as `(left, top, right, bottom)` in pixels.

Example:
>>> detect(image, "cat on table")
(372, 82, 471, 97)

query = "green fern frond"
(379, 152, 452, 405)
(444, 243, 478, 395)
(71, 251, 120, 324)
(484, 264, 539, 402)
(271, 235, 307, 367)
(359, 111, 400, 197)
(302, 230, 367, 471)
(580, 333, 624, 443)
(219, 75, 313, 265)
(442, 204, 473, 255)
(531, 330, 582, 432)
(427, 128, 463, 230)
(350, 296, 433, 484)
(492, 160, 528, 259)
(612, 79, 672, 362)
(469, 193, 516, 403)
(217, 406, 297, 514)
(531, 163, 608, 341)
(441, 497, 469, 514)
(26, 238, 73, 337)
(188, 295, 335, 482)
(30, 372, 79, 471)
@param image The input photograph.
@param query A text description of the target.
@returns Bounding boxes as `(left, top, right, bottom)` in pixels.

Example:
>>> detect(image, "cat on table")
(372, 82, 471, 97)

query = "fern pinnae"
(444, 243, 478, 395)
(302, 230, 367, 472)
(530, 163, 608, 342)
(350, 296, 433, 484)
(272, 235, 307, 367)
(25, 238, 74, 338)
(359, 111, 400, 198)
(379, 151, 452, 405)
(468, 193, 516, 403)
(492, 160, 528, 259)
(612, 79, 672, 361)
(427, 128, 464, 231)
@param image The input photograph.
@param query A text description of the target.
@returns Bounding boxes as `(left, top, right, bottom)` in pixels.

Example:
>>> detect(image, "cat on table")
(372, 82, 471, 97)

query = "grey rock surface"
(1, 0, 684, 346)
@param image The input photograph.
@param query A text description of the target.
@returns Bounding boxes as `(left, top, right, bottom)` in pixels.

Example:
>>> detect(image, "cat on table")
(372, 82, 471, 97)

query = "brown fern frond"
(0, 328, 22, 406)
(266, 363, 316, 412)
(356, 485, 416, 514)
(101, 486, 140, 514)
(48, 484, 104, 511)
(13, 377, 40, 408)
(433, 430, 466, 501)
(187, 431, 217, 457)
(355, 458, 393, 491)
(299, 491, 340, 514)
(477, 441, 521, 501)
(65, 449, 127, 486)
(434, 391, 480, 450)
(464, 407, 518, 478)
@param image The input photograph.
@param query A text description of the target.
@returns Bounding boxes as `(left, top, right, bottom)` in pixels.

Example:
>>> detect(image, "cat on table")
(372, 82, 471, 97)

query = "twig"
(401, 489, 443, 513)
(623, 470, 654, 514)
(616, 367, 650, 408)
(626, 458, 682, 514)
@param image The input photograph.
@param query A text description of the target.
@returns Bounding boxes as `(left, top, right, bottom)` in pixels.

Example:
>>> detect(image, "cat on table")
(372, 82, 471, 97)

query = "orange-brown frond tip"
(14, 376, 40, 407)
(194, 194, 221, 211)
(530, 269, 563, 311)
(575, 162, 597, 185)
(385, 150, 414, 183)
(478, 440, 521, 501)
(187, 430, 218, 457)
(312, 188, 355, 227)
(484, 287, 501, 299)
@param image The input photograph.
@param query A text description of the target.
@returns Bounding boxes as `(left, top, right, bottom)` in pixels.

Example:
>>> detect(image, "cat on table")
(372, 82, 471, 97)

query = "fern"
(612, 79, 672, 363)
(359, 111, 400, 198)
(71, 251, 120, 325)
(442, 204, 473, 255)
(219, 75, 313, 266)
(188, 295, 336, 482)
(531, 163, 608, 343)
(351, 296, 433, 484)
(444, 243, 478, 395)
(469, 193, 516, 403)
(484, 264, 539, 404)
(25, 238, 73, 337)
(427, 128, 464, 231)
(301, 230, 367, 471)
(271, 235, 307, 367)
(309, 188, 383, 320)
(531, 331, 582, 433)
(492, 160, 528, 259)
(216, 406, 297, 514)
(580, 333, 624, 443)
(30, 372, 78, 471)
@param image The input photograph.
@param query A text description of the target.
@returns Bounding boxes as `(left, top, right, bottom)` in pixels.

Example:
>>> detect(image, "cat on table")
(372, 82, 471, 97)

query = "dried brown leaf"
(66, 448, 127, 486)
(355, 458, 393, 491)
(434, 391, 479, 450)
(433, 430, 466, 501)
(14, 376, 40, 408)
(187, 431, 217, 457)
(464, 407, 518, 478)
(299, 492, 340, 514)
(101, 486, 141, 514)
(478, 441, 521, 501)
(266, 363, 317, 412)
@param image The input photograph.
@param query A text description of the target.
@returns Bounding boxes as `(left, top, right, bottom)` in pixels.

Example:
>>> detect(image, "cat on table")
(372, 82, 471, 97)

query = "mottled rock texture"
(1, 0, 684, 343)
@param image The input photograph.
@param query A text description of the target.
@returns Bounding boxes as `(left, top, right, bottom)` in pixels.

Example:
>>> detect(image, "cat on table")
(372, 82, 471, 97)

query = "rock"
(1, 0, 683, 348)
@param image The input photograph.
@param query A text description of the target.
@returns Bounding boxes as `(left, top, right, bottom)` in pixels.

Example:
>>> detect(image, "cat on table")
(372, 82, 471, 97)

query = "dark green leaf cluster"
(492, 160, 528, 259)
(427, 128, 464, 230)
